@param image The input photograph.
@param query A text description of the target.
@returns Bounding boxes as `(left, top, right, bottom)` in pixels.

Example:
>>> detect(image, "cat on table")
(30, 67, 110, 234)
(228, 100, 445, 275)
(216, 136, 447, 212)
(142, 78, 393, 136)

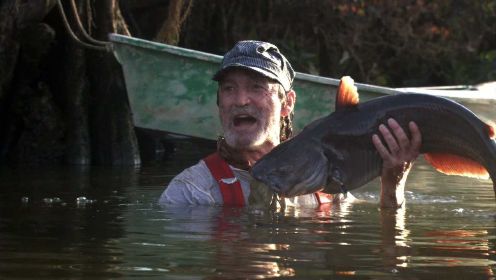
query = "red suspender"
(314, 191, 333, 204)
(204, 153, 330, 206)
(204, 153, 245, 206)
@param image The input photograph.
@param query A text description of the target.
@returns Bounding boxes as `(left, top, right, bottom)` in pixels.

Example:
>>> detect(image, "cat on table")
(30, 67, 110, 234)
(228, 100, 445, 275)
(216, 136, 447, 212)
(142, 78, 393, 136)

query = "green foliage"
(479, 50, 496, 81)
(177, 0, 495, 87)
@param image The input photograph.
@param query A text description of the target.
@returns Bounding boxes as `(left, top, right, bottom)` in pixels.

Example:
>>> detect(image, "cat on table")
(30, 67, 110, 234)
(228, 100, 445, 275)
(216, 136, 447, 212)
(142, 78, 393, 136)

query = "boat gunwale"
(109, 33, 495, 103)
(108, 33, 400, 96)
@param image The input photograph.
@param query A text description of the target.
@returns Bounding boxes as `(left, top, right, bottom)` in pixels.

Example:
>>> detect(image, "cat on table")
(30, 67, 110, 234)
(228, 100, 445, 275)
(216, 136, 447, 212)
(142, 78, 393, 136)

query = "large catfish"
(251, 76, 496, 197)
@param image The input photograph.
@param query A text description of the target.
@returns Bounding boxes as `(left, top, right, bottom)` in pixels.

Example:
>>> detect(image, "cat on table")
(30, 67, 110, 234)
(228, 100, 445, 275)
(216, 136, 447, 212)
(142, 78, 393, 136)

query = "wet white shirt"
(159, 159, 321, 206)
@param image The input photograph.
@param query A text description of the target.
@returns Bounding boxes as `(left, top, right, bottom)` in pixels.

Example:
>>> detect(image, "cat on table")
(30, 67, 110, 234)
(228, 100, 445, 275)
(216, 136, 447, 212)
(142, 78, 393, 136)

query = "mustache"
(228, 106, 262, 119)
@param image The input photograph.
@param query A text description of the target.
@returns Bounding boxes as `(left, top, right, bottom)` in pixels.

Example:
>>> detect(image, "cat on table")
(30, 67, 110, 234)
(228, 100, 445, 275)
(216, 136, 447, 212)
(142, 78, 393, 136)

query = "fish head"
(251, 134, 329, 197)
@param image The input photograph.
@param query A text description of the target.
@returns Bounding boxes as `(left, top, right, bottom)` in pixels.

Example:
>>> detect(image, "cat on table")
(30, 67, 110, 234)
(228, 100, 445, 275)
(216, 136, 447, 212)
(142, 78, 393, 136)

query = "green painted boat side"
(109, 33, 496, 140)
(109, 33, 398, 140)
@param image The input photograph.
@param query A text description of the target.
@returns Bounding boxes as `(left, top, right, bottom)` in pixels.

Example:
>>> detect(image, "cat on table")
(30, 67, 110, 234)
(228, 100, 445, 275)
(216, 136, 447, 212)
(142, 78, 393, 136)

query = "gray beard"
(222, 118, 280, 149)
(220, 105, 281, 148)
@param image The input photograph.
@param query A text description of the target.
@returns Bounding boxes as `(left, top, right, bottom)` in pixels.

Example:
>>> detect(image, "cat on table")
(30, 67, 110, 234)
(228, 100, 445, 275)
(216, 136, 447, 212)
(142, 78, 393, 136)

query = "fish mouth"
(253, 159, 328, 197)
(283, 163, 328, 197)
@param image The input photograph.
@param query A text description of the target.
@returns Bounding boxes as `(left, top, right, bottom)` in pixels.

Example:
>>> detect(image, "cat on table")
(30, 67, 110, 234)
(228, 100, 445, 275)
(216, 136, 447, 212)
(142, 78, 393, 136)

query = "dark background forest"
(0, 0, 495, 166)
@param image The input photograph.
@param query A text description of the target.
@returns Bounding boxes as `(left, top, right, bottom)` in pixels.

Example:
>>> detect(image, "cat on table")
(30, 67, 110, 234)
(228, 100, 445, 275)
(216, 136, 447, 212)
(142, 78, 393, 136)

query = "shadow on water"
(1, 139, 496, 279)
(0, 165, 138, 278)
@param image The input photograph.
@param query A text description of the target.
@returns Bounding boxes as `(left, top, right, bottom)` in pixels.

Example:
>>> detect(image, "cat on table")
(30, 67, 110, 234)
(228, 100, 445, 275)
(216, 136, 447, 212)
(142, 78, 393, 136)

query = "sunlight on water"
(0, 156, 495, 279)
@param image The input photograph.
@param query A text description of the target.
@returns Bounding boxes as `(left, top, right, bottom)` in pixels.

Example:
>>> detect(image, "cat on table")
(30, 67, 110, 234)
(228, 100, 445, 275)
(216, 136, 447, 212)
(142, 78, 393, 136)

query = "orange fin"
(336, 76, 359, 110)
(486, 122, 495, 139)
(424, 153, 489, 179)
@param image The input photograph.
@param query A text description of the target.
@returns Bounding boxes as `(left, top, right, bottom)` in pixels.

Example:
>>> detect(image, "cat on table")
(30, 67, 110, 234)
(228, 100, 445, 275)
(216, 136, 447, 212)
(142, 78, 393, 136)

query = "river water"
(1, 143, 495, 279)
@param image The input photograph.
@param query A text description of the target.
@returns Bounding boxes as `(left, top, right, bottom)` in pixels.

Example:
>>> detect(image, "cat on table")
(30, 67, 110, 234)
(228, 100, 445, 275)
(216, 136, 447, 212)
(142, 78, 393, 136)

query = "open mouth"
(233, 114, 257, 127)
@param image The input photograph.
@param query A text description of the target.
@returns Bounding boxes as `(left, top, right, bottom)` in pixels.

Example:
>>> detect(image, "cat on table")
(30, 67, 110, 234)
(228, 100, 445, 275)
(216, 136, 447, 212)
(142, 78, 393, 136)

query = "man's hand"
(372, 118, 422, 208)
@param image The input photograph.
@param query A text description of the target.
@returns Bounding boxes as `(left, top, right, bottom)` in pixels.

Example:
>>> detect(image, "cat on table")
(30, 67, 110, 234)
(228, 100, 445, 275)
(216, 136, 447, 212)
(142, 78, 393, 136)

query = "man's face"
(218, 69, 284, 149)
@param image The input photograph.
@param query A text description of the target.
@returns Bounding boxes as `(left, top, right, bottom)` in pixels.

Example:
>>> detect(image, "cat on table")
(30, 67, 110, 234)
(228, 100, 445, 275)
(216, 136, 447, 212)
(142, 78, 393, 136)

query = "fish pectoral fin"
(335, 76, 359, 111)
(331, 168, 348, 197)
(424, 153, 489, 179)
(248, 179, 275, 208)
(331, 168, 345, 185)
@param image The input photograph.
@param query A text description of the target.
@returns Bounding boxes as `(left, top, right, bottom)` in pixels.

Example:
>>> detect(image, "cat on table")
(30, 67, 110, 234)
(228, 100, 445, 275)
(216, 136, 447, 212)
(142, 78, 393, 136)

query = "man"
(159, 40, 421, 208)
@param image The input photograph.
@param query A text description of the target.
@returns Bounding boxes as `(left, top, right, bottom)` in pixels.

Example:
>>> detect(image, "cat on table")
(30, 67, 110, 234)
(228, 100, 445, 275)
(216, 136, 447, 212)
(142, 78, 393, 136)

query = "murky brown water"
(1, 145, 495, 279)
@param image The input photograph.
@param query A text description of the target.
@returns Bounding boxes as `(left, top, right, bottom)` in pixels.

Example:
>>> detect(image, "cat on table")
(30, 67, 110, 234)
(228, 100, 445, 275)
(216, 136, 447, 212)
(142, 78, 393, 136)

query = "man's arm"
(372, 118, 422, 208)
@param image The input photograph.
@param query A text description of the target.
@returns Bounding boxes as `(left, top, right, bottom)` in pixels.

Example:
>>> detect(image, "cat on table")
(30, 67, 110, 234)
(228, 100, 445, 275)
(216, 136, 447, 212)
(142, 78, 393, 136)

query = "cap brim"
(212, 64, 284, 89)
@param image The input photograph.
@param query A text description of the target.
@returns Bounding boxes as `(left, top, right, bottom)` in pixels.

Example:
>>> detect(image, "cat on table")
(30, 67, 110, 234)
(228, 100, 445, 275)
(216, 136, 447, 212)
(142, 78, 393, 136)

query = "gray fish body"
(252, 93, 496, 197)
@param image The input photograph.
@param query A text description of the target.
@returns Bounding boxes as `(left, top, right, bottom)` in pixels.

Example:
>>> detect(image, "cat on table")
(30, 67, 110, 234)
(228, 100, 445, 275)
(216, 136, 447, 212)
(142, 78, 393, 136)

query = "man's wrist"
(380, 180, 405, 208)
(380, 165, 410, 208)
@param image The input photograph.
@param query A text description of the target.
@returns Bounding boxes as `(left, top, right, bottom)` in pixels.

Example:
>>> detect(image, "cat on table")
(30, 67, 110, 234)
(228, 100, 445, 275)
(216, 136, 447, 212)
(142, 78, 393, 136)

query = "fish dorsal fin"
(486, 122, 495, 139)
(424, 153, 489, 179)
(335, 76, 359, 111)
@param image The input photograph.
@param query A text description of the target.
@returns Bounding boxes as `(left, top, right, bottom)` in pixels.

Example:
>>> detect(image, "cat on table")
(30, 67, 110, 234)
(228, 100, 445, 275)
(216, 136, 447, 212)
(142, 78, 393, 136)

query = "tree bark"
(0, 1, 20, 103)
(0, 0, 140, 166)
(62, 0, 91, 165)
(0, 0, 66, 165)
(87, 0, 140, 165)
(154, 0, 192, 45)
(0, 1, 19, 161)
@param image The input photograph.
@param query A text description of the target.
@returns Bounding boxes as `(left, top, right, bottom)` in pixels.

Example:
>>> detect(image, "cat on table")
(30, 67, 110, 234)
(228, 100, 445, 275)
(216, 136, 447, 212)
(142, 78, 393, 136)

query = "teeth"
(233, 114, 256, 122)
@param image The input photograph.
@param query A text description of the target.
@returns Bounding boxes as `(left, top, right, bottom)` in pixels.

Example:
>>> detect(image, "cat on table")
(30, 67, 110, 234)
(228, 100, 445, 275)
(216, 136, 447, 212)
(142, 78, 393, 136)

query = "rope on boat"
(56, 0, 110, 51)
(68, 0, 110, 47)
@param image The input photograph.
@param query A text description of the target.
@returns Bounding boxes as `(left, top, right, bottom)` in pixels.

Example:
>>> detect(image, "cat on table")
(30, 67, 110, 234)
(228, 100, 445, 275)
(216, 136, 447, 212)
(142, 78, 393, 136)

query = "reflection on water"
(0, 151, 495, 279)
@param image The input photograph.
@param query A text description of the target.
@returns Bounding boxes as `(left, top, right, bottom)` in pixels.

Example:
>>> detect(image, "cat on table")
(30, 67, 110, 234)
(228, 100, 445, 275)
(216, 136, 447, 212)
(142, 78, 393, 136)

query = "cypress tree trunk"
(0, 0, 65, 165)
(63, 29, 91, 165)
(0, 1, 19, 103)
(87, 0, 140, 165)
(0, 0, 140, 166)
(154, 0, 193, 45)
(0, 1, 20, 161)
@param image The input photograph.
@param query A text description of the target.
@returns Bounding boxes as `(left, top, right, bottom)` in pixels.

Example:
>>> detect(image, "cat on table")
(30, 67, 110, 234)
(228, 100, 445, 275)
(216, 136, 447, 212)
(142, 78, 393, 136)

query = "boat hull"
(109, 34, 496, 140)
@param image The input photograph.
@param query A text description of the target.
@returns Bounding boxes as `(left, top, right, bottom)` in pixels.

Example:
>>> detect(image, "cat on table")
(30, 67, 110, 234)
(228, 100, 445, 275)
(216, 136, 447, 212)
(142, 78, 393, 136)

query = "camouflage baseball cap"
(213, 40, 295, 92)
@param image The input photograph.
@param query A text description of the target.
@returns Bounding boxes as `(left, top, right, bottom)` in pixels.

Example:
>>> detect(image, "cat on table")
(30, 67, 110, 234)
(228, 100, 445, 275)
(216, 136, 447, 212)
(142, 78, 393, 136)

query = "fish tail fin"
(424, 153, 490, 179)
